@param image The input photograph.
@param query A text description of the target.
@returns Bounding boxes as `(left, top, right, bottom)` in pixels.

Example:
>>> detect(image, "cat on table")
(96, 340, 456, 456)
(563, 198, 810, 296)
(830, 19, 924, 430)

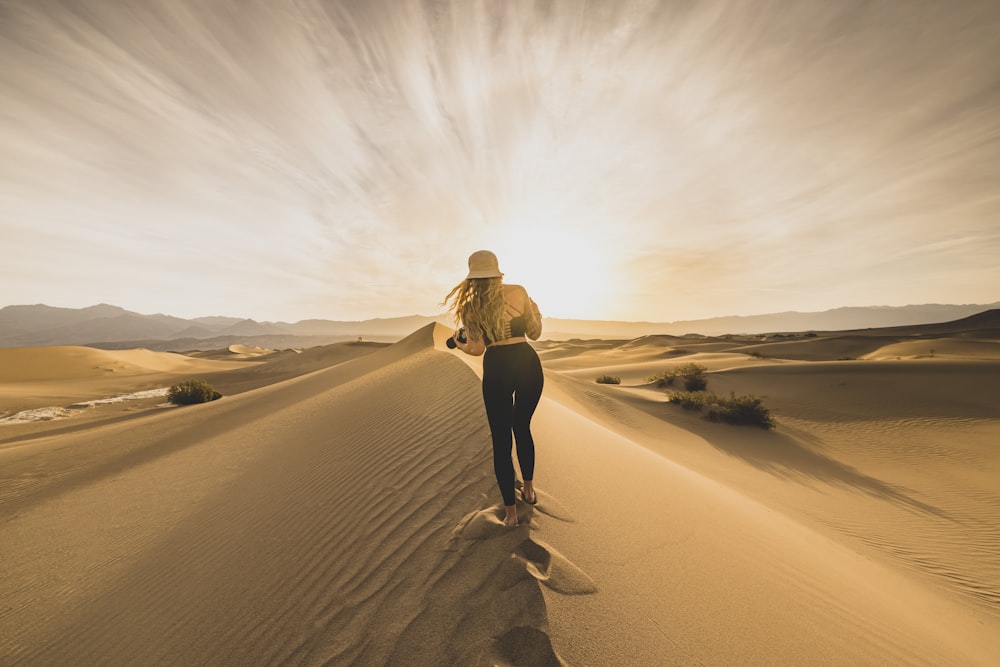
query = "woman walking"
(445, 250, 544, 527)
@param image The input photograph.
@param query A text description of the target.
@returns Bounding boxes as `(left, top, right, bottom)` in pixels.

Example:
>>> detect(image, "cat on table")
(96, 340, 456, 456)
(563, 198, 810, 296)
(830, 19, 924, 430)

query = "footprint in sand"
(445, 488, 595, 667)
(450, 486, 575, 543)
(513, 538, 598, 595)
(449, 487, 597, 595)
(450, 506, 517, 541)
(516, 484, 575, 522)
(484, 626, 568, 667)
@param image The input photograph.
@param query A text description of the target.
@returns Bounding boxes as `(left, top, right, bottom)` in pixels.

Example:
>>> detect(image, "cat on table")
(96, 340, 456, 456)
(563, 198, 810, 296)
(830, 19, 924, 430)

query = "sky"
(2, 0, 999, 323)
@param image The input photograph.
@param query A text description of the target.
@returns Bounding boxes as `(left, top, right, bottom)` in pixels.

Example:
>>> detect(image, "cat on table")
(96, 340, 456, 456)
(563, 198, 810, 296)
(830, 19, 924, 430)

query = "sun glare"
(487, 221, 622, 321)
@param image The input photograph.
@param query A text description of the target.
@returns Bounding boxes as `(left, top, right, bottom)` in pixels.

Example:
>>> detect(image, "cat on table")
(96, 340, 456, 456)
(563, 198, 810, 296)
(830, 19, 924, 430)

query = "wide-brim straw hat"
(465, 249, 503, 279)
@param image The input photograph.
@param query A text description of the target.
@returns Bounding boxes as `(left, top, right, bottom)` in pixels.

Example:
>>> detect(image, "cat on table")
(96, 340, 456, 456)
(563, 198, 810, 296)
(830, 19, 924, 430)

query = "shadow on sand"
(681, 412, 955, 522)
(604, 390, 958, 523)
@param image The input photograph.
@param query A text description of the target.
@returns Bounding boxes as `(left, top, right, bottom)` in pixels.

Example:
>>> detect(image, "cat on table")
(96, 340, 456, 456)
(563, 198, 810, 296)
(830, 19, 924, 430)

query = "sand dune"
(0, 345, 251, 383)
(862, 337, 1000, 360)
(0, 341, 384, 442)
(1, 323, 998, 664)
(225, 343, 277, 358)
(0, 345, 263, 429)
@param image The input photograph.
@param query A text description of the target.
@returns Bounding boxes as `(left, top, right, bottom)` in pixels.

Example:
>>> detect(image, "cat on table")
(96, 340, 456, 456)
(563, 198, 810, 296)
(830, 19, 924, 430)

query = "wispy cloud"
(2, 0, 998, 321)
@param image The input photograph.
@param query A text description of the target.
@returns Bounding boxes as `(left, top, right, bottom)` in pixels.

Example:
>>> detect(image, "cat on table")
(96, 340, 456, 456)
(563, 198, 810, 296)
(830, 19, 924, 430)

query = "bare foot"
(503, 505, 519, 527)
(522, 482, 537, 505)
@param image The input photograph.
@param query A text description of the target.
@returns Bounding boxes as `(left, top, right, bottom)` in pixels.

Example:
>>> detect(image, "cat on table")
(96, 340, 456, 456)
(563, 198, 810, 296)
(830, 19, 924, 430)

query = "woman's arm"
(521, 287, 542, 340)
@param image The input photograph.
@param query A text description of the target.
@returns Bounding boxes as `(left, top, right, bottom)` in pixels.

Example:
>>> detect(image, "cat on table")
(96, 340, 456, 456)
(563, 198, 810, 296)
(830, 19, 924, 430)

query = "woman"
(444, 250, 544, 527)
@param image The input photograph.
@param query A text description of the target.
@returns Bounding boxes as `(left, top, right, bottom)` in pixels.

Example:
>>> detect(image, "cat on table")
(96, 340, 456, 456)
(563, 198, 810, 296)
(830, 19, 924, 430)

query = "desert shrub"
(647, 363, 708, 390)
(167, 379, 222, 405)
(668, 391, 709, 411)
(645, 370, 676, 388)
(595, 375, 621, 385)
(676, 363, 708, 391)
(668, 391, 775, 428)
(674, 362, 707, 376)
(706, 393, 775, 428)
(683, 373, 707, 391)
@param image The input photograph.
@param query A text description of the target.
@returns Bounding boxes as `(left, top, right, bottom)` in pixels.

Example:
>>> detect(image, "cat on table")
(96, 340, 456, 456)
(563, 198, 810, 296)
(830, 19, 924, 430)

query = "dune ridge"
(0, 324, 588, 665)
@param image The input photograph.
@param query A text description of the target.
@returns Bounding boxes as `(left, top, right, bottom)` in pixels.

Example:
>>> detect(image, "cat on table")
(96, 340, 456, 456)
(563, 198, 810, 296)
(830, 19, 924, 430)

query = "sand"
(1, 322, 998, 665)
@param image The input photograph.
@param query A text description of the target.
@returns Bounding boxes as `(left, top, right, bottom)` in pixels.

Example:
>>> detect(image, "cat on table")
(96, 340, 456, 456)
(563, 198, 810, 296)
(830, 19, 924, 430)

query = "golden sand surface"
(1, 325, 998, 665)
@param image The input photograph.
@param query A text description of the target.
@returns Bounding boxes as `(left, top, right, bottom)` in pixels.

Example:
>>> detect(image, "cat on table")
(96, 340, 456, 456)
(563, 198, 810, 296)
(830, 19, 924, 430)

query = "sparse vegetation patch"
(645, 370, 677, 388)
(168, 379, 222, 405)
(667, 391, 775, 429)
(595, 375, 621, 385)
(669, 391, 709, 411)
(646, 363, 708, 390)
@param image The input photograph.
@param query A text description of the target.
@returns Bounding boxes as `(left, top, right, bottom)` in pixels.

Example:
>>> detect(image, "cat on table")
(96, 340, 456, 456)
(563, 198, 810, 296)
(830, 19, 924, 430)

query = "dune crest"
(0, 323, 585, 665)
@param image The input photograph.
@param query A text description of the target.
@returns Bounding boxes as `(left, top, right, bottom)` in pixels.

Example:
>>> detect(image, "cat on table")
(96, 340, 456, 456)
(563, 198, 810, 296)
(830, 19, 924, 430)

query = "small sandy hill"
(616, 334, 738, 353)
(533, 337, 622, 358)
(855, 308, 1000, 337)
(707, 359, 1000, 421)
(615, 333, 685, 348)
(542, 346, 687, 372)
(0, 340, 387, 437)
(0, 345, 248, 383)
(549, 308, 1000, 366)
(549, 346, 768, 386)
(862, 337, 1000, 360)
(537, 337, 732, 374)
(950, 307, 1000, 336)
(185, 346, 296, 362)
(0, 346, 265, 434)
(727, 334, 898, 361)
(226, 343, 276, 358)
(197, 340, 388, 397)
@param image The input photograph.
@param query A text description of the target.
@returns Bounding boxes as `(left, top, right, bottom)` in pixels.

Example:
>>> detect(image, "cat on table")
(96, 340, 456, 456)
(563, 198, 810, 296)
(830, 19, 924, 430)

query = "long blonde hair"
(443, 277, 506, 343)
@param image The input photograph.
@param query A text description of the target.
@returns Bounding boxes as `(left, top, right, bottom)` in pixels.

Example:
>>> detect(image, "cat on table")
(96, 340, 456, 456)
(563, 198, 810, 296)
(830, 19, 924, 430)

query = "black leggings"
(482, 342, 544, 506)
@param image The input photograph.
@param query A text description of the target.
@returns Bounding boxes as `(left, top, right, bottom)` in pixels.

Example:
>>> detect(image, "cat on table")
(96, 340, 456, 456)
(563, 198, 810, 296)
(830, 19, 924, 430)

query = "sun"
(485, 222, 622, 321)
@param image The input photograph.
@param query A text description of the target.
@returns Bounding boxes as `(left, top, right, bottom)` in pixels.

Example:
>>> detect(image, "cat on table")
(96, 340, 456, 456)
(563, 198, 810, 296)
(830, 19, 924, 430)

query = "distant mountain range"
(546, 302, 1000, 339)
(1, 301, 998, 350)
(0, 304, 442, 350)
